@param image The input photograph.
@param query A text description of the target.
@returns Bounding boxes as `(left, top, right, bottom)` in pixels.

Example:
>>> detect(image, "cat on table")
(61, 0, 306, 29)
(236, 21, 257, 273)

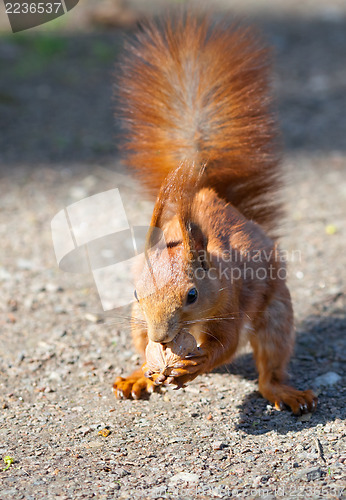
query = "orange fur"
(113, 15, 317, 414)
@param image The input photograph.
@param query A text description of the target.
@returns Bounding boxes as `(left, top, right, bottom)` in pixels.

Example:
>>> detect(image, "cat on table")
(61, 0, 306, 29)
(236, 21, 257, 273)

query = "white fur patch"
(235, 320, 254, 355)
(189, 323, 203, 347)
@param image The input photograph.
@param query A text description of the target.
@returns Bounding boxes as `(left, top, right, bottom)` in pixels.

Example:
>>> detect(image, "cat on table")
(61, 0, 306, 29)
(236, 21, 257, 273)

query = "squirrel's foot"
(113, 368, 158, 399)
(261, 383, 318, 416)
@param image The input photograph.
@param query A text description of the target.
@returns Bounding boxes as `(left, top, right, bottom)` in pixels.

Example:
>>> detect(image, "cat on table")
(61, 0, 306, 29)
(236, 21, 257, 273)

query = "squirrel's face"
(134, 242, 223, 345)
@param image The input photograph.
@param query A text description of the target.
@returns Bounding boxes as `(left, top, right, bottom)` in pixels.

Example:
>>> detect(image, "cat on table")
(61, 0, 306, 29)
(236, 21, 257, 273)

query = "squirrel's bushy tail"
(117, 14, 281, 232)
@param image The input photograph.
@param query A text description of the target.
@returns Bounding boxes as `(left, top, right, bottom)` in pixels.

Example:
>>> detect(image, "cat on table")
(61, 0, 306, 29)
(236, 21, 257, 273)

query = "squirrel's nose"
(148, 333, 171, 344)
(148, 327, 176, 344)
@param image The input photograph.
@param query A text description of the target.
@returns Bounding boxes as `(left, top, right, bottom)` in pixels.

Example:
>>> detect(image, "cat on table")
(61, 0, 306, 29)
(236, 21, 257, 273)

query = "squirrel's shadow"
(213, 312, 346, 435)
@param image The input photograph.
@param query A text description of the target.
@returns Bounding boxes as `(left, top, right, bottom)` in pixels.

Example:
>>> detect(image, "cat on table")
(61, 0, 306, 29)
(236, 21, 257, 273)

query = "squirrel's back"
(117, 14, 282, 233)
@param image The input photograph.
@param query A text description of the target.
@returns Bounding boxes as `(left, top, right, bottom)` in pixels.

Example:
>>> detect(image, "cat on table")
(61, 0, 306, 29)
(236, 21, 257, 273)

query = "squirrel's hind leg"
(250, 285, 317, 415)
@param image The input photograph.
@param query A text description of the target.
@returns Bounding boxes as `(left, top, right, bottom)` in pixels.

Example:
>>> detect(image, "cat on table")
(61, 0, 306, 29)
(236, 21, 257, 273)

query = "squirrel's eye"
(186, 287, 198, 305)
(134, 290, 139, 302)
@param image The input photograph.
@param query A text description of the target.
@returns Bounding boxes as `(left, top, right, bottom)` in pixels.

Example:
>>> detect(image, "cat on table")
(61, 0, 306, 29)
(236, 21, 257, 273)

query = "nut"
(145, 331, 198, 376)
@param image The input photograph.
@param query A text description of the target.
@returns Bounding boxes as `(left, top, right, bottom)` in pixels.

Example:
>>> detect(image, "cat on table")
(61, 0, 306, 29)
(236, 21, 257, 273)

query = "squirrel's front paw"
(144, 349, 209, 388)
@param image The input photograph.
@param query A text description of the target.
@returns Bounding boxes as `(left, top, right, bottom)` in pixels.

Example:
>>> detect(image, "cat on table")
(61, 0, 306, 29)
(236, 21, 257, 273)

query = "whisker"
(182, 316, 239, 325)
(181, 326, 226, 350)
(181, 327, 232, 375)
(103, 313, 147, 329)
(182, 309, 267, 325)
(195, 330, 232, 375)
(203, 331, 225, 350)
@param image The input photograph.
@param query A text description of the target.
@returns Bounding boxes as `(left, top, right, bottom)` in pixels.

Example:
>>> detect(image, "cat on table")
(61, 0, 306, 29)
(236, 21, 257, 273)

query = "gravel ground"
(0, 2, 346, 499)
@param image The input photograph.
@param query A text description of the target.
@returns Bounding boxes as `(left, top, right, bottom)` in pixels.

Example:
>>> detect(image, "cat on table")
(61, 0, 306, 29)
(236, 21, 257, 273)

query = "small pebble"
(314, 372, 341, 387)
(79, 427, 92, 437)
(212, 441, 227, 451)
(298, 413, 312, 422)
(85, 313, 103, 323)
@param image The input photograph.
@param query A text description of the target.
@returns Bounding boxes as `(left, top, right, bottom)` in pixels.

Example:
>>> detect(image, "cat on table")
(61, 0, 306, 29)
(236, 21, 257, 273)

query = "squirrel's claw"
(269, 386, 318, 416)
(153, 373, 166, 385)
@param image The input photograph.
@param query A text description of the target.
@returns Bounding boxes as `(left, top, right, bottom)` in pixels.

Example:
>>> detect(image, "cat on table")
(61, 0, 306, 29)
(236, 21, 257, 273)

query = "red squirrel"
(113, 14, 317, 415)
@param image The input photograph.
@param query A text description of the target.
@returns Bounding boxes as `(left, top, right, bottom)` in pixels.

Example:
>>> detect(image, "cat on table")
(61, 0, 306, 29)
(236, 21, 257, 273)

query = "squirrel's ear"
(185, 221, 209, 268)
(187, 222, 207, 254)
